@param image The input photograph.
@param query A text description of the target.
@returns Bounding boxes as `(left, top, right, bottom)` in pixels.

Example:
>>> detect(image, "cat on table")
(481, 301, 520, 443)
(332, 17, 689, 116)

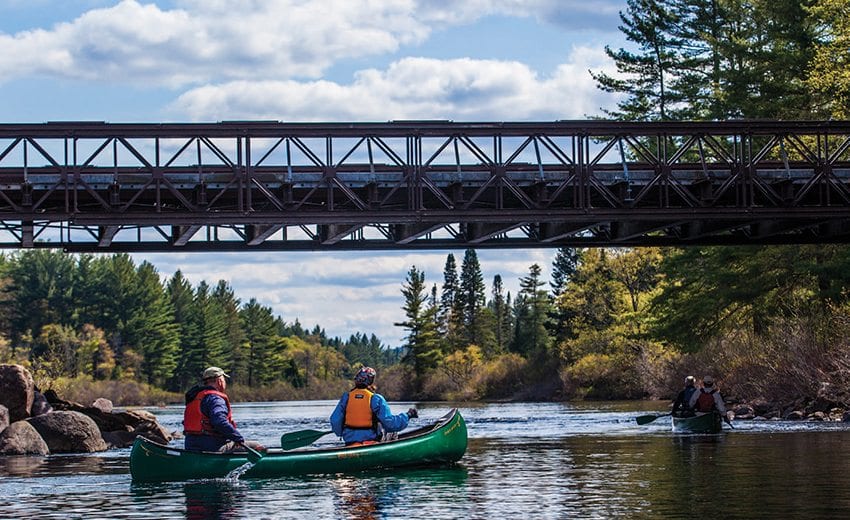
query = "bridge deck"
(0, 120, 848, 251)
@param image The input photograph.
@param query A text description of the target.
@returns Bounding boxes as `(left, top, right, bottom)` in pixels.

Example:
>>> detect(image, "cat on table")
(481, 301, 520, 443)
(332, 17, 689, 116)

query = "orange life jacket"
(695, 388, 717, 413)
(183, 389, 237, 436)
(344, 388, 376, 429)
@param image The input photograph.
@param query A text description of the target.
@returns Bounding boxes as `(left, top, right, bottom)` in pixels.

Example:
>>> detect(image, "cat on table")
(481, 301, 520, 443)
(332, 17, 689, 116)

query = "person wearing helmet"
(330, 366, 418, 446)
(671, 375, 697, 417)
(183, 366, 265, 453)
(688, 375, 727, 415)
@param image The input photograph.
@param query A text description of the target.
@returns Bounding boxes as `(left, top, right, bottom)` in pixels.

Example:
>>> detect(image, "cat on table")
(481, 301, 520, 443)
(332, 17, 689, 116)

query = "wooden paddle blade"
(635, 412, 670, 425)
(280, 429, 333, 450)
(635, 414, 660, 425)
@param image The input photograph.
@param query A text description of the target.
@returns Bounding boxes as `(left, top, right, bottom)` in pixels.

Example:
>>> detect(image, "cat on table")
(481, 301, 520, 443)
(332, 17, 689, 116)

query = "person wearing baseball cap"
(183, 366, 264, 453)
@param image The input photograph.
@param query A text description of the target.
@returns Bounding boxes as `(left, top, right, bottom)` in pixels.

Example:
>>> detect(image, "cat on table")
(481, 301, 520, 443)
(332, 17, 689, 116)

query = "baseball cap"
(202, 367, 229, 380)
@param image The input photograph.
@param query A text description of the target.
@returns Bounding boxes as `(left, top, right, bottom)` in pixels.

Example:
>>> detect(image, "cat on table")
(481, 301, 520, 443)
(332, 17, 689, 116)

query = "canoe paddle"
(635, 412, 672, 425)
(280, 429, 333, 450)
(240, 443, 264, 463)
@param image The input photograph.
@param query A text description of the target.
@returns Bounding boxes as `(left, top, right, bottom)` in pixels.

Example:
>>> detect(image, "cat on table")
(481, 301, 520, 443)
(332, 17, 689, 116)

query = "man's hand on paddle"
(407, 408, 418, 419)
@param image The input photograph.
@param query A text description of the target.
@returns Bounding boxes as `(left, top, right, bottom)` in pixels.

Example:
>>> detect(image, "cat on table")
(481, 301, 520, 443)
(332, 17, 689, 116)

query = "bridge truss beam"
(0, 120, 848, 251)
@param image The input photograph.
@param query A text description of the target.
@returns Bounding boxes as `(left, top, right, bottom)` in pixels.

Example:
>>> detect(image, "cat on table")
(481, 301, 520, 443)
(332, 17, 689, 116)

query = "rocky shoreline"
(727, 400, 850, 422)
(0, 364, 172, 455)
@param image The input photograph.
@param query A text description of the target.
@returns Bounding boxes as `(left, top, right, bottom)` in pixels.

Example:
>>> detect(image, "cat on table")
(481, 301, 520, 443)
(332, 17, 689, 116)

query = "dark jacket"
(183, 385, 244, 451)
(672, 386, 697, 415)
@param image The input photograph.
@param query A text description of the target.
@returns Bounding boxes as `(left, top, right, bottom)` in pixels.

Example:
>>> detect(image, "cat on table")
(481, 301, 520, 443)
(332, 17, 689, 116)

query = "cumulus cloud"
(0, 0, 622, 87)
(0, 0, 430, 86)
(172, 47, 617, 121)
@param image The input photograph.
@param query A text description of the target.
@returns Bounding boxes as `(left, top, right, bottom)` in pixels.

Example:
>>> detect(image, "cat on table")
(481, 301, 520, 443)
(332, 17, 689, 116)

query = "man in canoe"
(671, 375, 697, 417)
(330, 366, 418, 446)
(688, 375, 727, 416)
(183, 366, 265, 453)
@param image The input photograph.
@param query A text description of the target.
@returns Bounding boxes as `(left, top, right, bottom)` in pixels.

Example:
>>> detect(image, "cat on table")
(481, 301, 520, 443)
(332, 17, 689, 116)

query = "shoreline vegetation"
(3, 244, 850, 423)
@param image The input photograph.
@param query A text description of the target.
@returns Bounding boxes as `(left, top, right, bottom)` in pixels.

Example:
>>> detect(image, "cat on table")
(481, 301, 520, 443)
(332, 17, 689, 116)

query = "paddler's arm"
(371, 394, 409, 433)
(202, 394, 244, 443)
(329, 393, 349, 437)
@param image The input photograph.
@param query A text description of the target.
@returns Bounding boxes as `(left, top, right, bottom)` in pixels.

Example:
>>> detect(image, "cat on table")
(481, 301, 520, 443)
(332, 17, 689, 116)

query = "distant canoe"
(671, 411, 723, 434)
(130, 408, 467, 482)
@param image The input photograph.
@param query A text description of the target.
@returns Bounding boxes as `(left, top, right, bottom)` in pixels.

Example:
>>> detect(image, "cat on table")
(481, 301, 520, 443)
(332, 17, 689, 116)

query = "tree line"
(397, 244, 850, 407)
(0, 250, 398, 398)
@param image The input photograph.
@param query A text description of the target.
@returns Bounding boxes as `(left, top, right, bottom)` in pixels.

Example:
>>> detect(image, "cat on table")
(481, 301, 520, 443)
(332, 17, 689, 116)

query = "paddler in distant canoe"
(183, 366, 265, 453)
(330, 366, 418, 446)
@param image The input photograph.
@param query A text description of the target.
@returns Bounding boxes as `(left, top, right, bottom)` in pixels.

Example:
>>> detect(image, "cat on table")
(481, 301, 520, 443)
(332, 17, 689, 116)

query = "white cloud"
(0, 0, 430, 86)
(171, 47, 617, 121)
(0, 0, 623, 88)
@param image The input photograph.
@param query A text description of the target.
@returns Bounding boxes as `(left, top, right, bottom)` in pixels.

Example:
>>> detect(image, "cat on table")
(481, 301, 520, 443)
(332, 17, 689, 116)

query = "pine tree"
(168, 270, 201, 389)
(439, 253, 463, 347)
(806, 0, 850, 118)
(596, 0, 819, 121)
(489, 274, 510, 354)
(549, 248, 582, 343)
(8, 250, 78, 345)
(193, 280, 228, 372)
(132, 261, 179, 387)
(212, 280, 248, 384)
(240, 298, 280, 386)
(511, 264, 553, 365)
(396, 266, 441, 387)
(459, 249, 487, 347)
(591, 0, 688, 120)
(550, 248, 580, 297)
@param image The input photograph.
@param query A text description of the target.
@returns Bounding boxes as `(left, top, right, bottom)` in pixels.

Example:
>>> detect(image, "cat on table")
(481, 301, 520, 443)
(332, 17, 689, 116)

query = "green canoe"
(671, 411, 723, 434)
(130, 408, 467, 482)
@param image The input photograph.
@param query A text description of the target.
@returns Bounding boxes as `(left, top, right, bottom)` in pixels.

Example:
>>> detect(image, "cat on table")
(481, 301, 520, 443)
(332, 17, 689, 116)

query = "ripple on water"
(3, 401, 850, 518)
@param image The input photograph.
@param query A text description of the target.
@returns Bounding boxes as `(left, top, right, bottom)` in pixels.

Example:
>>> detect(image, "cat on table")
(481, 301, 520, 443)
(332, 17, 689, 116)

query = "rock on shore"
(0, 364, 172, 456)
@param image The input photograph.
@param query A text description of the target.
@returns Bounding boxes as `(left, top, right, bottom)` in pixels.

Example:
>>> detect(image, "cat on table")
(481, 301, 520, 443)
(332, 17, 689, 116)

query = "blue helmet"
(354, 366, 376, 387)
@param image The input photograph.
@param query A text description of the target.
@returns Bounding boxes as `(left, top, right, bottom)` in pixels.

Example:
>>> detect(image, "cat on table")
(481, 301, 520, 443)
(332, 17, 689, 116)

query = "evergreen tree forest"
(0, 251, 399, 404)
(400, 244, 850, 410)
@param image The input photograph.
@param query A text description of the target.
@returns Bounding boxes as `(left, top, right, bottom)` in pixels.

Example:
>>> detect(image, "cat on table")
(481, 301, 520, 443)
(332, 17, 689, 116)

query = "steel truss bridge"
(1, 120, 850, 252)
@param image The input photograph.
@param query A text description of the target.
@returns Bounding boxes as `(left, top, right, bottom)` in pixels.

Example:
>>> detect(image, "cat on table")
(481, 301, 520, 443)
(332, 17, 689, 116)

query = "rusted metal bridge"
(1, 120, 849, 252)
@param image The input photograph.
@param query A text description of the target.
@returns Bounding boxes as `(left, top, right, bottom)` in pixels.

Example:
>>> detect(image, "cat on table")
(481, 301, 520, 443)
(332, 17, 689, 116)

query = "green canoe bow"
(671, 411, 723, 434)
(130, 408, 467, 482)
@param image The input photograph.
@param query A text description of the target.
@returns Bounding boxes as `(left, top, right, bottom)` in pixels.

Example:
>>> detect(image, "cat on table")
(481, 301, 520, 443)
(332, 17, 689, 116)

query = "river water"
(2, 400, 850, 519)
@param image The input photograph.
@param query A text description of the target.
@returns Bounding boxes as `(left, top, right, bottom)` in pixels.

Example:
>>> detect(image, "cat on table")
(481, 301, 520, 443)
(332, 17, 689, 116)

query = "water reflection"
(0, 453, 124, 478)
(5, 402, 850, 518)
(332, 478, 380, 519)
(183, 480, 248, 520)
(0, 455, 49, 477)
(331, 466, 469, 519)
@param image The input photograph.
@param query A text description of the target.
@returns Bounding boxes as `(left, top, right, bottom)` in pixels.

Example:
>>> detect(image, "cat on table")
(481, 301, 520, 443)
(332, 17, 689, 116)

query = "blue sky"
(0, 0, 626, 345)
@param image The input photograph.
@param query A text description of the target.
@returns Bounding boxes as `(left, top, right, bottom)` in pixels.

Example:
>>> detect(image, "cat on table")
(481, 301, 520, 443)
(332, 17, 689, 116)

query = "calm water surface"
(2, 400, 850, 519)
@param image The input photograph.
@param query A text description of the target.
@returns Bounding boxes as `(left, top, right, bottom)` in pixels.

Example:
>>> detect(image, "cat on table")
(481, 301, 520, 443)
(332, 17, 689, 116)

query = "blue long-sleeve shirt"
(330, 390, 410, 444)
(184, 386, 244, 451)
